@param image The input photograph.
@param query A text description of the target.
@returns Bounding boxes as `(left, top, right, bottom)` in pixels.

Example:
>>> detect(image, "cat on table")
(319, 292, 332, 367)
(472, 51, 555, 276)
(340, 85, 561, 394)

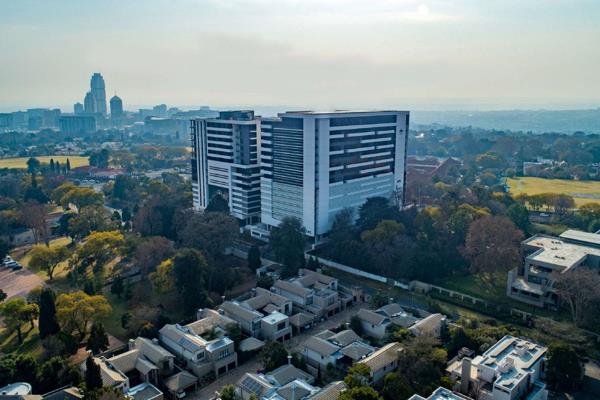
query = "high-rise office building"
(261, 110, 409, 238)
(110, 95, 123, 126)
(190, 111, 261, 223)
(90, 73, 107, 115)
(84, 91, 97, 114)
(153, 104, 168, 118)
(74, 102, 84, 114)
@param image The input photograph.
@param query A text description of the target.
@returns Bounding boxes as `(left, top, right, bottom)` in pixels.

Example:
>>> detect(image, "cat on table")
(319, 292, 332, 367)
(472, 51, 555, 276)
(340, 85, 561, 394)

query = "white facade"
(260, 110, 409, 238)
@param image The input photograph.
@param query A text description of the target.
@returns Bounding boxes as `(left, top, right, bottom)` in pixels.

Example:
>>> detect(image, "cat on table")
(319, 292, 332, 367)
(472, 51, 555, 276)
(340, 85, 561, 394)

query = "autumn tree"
(0, 297, 39, 344)
(179, 212, 238, 261)
(72, 231, 124, 273)
(462, 215, 524, 279)
(28, 244, 70, 280)
(134, 236, 175, 276)
(20, 201, 50, 245)
(149, 259, 175, 294)
(552, 267, 600, 326)
(56, 291, 112, 340)
(68, 205, 117, 240)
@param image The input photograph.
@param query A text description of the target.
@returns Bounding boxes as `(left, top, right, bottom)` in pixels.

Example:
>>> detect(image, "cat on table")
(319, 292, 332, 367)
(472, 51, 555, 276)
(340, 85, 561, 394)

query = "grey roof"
(357, 309, 389, 326)
(340, 342, 375, 361)
(220, 301, 263, 323)
(303, 336, 340, 356)
(239, 337, 266, 352)
(237, 373, 273, 398)
(376, 303, 404, 317)
(164, 371, 198, 392)
(276, 381, 314, 400)
(308, 381, 347, 400)
(159, 324, 207, 352)
(135, 337, 175, 364)
(559, 229, 600, 247)
(126, 383, 163, 400)
(274, 280, 312, 297)
(267, 364, 315, 386)
(186, 309, 236, 336)
(328, 330, 361, 347)
(290, 313, 314, 327)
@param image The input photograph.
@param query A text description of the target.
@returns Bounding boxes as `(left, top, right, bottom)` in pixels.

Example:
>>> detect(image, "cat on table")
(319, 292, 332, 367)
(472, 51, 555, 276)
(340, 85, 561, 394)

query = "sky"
(1, 0, 600, 112)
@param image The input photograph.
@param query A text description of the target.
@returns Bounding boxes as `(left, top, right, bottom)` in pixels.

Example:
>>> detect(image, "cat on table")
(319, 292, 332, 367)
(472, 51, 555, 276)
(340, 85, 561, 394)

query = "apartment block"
(191, 110, 260, 223)
(447, 335, 548, 400)
(507, 229, 600, 307)
(261, 110, 409, 238)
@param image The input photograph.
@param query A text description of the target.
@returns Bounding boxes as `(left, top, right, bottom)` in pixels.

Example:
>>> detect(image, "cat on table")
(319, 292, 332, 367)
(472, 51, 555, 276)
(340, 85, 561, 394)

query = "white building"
(448, 335, 548, 400)
(191, 110, 261, 224)
(260, 110, 409, 238)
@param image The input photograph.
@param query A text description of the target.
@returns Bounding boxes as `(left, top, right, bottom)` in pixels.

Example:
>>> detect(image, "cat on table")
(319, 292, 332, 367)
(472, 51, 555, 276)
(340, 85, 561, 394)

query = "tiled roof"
(359, 342, 402, 372)
(303, 336, 340, 356)
(220, 301, 263, 323)
(164, 371, 198, 392)
(267, 364, 314, 386)
(308, 381, 347, 400)
(135, 337, 175, 364)
(274, 280, 312, 297)
(328, 329, 361, 347)
(357, 309, 388, 326)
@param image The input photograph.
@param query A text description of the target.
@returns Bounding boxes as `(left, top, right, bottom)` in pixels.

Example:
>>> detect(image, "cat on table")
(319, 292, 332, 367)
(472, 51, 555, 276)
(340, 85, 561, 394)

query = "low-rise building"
(409, 387, 472, 400)
(357, 342, 402, 385)
(302, 329, 375, 370)
(236, 364, 319, 400)
(356, 309, 391, 339)
(447, 335, 548, 400)
(507, 230, 600, 307)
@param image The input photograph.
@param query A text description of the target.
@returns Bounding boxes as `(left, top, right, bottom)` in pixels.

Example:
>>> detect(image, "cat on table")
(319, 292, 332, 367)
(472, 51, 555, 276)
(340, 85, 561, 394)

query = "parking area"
(0, 266, 44, 299)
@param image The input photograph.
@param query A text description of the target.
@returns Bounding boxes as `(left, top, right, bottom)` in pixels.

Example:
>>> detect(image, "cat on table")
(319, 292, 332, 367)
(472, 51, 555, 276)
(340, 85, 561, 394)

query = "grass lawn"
(507, 176, 600, 207)
(0, 155, 89, 169)
(440, 273, 508, 304)
(0, 325, 44, 359)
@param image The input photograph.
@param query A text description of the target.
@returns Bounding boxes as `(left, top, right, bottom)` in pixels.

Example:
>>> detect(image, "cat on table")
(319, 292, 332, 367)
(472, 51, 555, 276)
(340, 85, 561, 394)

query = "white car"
(175, 391, 186, 399)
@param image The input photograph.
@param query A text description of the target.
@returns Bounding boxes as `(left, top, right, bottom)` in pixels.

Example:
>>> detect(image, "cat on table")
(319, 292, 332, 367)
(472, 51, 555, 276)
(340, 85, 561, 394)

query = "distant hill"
(412, 108, 600, 134)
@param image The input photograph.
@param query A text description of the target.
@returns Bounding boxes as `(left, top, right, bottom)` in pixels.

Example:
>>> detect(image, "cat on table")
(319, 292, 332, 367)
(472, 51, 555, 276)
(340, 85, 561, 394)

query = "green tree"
(247, 245, 261, 271)
(134, 236, 175, 276)
(344, 363, 371, 388)
(270, 217, 305, 277)
(0, 239, 9, 263)
(56, 291, 112, 340)
(546, 342, 582, 391)
(172, 249, 210, 314)
(68, 205, 117, 239)
(179, 212, 239, 261)
(111, 276, 124, 298)
(506, 203, 531, 234)
(85, 355, 103, 391)
(39, 288, 60, 339)
(259, 341, 288, 371)
(36, 356, 81, 394)
(349, 315, 363, 336)
(71, 231, 124, 273)
(219, 384, 237, 400)
(357, 197, 400, 231)
(28, 244, 70, 280)
(0, 298, 39, 344)
(87, 322, 109, 354)
(382, 372, 413, 400)
(27, 157, 40, 174)
(149, 259, 175, 294)
(205, 194, 230, 213)
(338, 386, 382, 400)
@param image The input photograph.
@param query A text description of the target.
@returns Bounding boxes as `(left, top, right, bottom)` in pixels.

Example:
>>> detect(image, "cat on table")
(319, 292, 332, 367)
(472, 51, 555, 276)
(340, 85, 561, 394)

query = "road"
(191, 301, 366, 400)
(0, 266, 44, 299)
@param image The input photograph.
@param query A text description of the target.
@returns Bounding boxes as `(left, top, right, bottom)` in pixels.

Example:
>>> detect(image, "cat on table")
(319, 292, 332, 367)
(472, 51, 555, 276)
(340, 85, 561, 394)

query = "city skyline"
(1, 0, 600, 111)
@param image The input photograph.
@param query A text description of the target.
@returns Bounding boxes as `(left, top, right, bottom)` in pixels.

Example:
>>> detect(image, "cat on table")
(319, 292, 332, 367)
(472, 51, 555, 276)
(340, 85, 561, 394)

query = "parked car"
(4, 261, 22, 271)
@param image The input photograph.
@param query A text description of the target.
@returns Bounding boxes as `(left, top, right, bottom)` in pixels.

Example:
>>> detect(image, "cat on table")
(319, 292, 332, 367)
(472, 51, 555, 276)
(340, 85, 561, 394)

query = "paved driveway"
(0, 267, 44, 299)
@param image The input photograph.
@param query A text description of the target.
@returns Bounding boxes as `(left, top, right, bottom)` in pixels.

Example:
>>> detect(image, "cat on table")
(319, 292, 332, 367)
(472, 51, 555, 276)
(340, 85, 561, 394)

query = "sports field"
(0, 155, 89, 169)
(506, 177, 600, 207)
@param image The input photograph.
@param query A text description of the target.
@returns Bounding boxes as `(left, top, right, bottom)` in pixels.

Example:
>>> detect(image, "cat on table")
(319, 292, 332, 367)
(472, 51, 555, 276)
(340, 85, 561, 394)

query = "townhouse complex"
(191, 110, 410, 238)
(507, 229, 600, 307)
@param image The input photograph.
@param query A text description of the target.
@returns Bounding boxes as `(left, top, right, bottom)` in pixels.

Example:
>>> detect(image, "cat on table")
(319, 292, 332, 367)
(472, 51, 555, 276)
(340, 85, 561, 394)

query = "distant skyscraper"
(74, 102, 84, 114)
(110, 95, 124, 126)
(84, 91, 97, 114)
(153, 104, 167, 118)
(90, 73, 107, 115)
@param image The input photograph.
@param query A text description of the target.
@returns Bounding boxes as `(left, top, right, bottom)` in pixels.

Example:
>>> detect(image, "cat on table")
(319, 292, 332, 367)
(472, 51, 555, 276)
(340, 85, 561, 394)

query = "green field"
(507, 177, 600, 207)
(0, 155, 89, 169)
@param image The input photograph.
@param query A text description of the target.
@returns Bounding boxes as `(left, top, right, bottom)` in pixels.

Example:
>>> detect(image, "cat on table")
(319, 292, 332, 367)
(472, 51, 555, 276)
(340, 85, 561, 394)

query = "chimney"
(287, 354, 292, 365)
(152, 338, 159, 345)
(196, 308, 204, 321)
(128, 339, 135, 350)
(461, 357, 472, 394)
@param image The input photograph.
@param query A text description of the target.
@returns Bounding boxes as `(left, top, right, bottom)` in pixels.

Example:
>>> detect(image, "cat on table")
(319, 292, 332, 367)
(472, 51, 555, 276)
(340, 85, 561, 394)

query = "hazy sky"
(1, 0, 600, 111)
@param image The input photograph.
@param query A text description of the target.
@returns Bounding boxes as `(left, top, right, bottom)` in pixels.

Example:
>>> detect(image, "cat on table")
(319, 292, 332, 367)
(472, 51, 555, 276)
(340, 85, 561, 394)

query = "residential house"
(409, 387, 472, 400)
(218, 299, 292, 342)
(407, 313, 447, 338)
(219, 301, 263, 337)
(159, 323, 237, 379)
(507, 230, 600, 307)
(356, 309, 391, 339)
(236, 364, 319, 400)
(302, 329, 375, 371)
(260, 311, 292, 342)
(447, 335, 548, 400)
(357, 342, 403, 385)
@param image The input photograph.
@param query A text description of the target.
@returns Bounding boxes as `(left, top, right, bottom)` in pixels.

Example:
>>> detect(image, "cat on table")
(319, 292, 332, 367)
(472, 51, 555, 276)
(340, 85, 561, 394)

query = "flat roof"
(559, 229, 600, 247)
(261, 311, 288, 325)
(524, 235, 600, 271)
(280, 110, 408, 117)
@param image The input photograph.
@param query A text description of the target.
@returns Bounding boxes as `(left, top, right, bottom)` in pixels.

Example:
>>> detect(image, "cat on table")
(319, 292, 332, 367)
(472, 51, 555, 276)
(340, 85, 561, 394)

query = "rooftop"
(559, 229, 600, 248)
(358, 342, 402, 372)
(126, 383, 163, 400)
(261, 311, 289, 325)
(280, 110, 408, 116)
(523, 234, 600, 271)
(409, 387, 473, 400)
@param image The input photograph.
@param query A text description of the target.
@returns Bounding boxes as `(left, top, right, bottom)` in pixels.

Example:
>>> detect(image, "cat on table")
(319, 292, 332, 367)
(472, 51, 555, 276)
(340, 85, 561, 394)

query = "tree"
(270, 217, 305, 277)
(89, 149, 110, 168)
(396, 335, 448, 396)
(28, 244, 70, 280)
(462, 215, 524, 278)
(357, 197, 400, 231)
(36, 356, 81, 394)
(85, 356, 103, 391)
(219, 384, 237, 400)
(27, 157, 40, 174)
(0, 289, 6, 303)
(172, 249, 210, 314)
(149, 259, 175, 294)
(20, 201, 50, 245)
(552, 194, 575, 219)
(0, 298, 39, 344)
(58, 186, 104, 210)
(338, 386, 382, 400)
(72, 231, 124, 273)
(179, 212, 238, 261)
(68, 205, 117, 239)
(382, 372, 413, 400)
(552, 267, 600, 326)
(259, 341, 288, 371)
(56, 291, 112, 340)
(134, 236, 175, 276)
(344, 363, 371, 388)
(0, 239, 9, 263)
(546, 342, 583, 391)
(506, 203, 531, 234)
(39, 288, 60, 339)
(66, 158, 71, 171)
(205, 194, 230, 213)
(247, 245, 261, 271)
(110, 276, 125, 298)
(87, 322, 109, 354)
